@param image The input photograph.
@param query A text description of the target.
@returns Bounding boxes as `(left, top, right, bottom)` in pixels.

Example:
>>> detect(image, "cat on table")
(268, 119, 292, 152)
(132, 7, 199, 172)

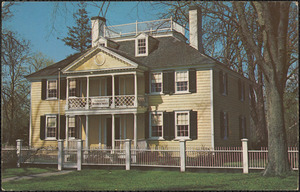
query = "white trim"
(104, 118, 107, 147)
(149, 111, 164, 140)
(66, 71, 137, 80)
(175, 111, 190, 139)
(86, 115, 89, 149)
(46, 79, 58, 99)
(62, 46, 142, 73)
(210, 69, 215, 149)
(123, 115, 126, 139)
(175, 70, 189, 93)
(29, 87, 32, 147)
(45, 115, 57, 140)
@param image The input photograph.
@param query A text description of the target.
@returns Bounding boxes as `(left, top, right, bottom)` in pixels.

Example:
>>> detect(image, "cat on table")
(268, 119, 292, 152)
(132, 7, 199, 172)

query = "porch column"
(65, 115, 69, 149)
(134, 113, 137, 149)
(86, 77, 89, 109)
(134, 73, 138, 107)
(112, 75, 115, 108)
(85, 115, 89, 149)
(66, 78, 69, 110)
(112, 114, 115, 150)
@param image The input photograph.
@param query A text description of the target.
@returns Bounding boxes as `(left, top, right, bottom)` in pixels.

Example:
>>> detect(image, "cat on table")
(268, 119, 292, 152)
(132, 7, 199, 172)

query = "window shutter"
(115, 76, 119, 95)
(220, 111, 224, 139)
(60, 115, 66, 139)
(107, 76, 112, 96)
(189, 69, 197, 93)
(56, 114, 59, 140)
(163, 112, 174, 140)
(40, 116, 46, 140)
(190, 111, 198, 140)
(75, 79, 79, 97)
(219, 71, 223, 94)
(238, 79, 241, 100)
(163, 71, 174, 94)
(225, 73, 228, 95)
(144, 112, 149, 139)
(41, 79, 47, 100)
(60, 78, 67, 100)
(144, 71, 149, 94)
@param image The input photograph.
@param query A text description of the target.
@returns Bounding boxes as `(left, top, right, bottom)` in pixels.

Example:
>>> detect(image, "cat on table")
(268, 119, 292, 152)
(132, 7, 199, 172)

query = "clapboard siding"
(31, 81, 66, 148)
(213, 68, 250, 147)
(148, 70, 213, 148)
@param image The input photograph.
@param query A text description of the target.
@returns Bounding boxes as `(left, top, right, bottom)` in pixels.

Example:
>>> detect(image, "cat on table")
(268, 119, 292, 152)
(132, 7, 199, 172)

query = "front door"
(106, 117, 120, 148)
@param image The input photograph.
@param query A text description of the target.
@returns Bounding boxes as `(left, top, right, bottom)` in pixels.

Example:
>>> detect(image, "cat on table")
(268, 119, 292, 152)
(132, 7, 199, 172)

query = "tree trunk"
(263, 78, 291, 176)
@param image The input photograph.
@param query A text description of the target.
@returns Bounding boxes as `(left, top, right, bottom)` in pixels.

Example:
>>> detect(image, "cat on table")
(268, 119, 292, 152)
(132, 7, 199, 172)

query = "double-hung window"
(47, 80, 57, 99)
(175, 71, 188, 92)
(69, 79, 76, 97)
(151, 72, 162, 93)
(137, 39, 146, 55)
(175, 111, 189, 138)
(46, 115, 56, 139)
(68, 116, 76, 139)
(150, 112, 163, 138)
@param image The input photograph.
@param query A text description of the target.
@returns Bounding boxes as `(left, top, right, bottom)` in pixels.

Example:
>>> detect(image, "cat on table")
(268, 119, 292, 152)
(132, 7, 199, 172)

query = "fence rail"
(4, 139, 299, 172)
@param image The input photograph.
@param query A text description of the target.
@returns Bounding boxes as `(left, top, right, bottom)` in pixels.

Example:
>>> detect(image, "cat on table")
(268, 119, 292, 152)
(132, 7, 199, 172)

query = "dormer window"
(138, 39, 146, 54)
(135, 34, 149, 56)
(99, 43, 105, 47)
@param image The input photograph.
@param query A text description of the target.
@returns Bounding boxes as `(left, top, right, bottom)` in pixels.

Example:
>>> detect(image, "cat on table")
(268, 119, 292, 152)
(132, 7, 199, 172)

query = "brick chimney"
(91, 16, 106, 47)
(189, 6, 204, 53)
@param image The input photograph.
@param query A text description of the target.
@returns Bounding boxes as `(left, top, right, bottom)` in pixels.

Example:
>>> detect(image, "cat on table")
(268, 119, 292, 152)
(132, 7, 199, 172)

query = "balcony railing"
(104, 17, 186, 38)
(67, 95, 147, 110)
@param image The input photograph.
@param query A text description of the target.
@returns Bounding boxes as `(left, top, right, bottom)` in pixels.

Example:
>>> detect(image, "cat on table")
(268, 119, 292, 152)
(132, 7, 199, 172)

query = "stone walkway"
(2, 170, 73, 182)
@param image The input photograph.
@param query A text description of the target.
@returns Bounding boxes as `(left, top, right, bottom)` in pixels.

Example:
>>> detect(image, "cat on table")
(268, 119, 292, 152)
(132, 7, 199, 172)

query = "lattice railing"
(67, 95, 147, 110)
(115, 95, 135, 107)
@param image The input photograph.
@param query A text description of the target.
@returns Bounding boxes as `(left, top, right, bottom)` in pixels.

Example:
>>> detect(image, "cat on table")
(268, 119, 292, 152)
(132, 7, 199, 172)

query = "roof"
(25, 50, 88, 79)
(116, 36, 217, 69)
(26, 36, 219, 79)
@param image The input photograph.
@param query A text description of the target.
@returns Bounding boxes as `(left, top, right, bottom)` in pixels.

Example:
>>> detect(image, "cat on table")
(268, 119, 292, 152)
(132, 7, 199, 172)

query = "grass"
(2, 168, 299, 191)
(1, 167, 58, 179)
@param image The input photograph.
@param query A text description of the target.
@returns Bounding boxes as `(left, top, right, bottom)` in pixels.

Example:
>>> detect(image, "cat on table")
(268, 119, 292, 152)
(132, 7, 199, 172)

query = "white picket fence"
(2, 139, 298, 173)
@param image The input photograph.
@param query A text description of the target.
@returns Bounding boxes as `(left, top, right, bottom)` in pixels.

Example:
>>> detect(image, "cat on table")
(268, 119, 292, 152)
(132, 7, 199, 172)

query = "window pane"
(68, 117, 75, 127)
(177, 125, 188, 137)
(47, 117, 56, 127)
(138, 39, 146, 54)
(176, 82, 188, 91)
(152, 126, 162, 137)
(48, 80, 57, 98)
(151, 114, 162, 126)
(176, 71, 188, 81)
(68, 127, 75, 138)
(151, 73, 162, 92)
(47, 127, 56, 137)
(176, 71, 188, 91)
(177, 113, 188, 125)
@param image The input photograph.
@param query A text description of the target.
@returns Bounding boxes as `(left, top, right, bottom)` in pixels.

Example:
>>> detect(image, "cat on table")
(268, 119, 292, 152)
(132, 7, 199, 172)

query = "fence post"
(77, 139, 82, 171)
(241, 138, 249, 174)
(58, 139, 64, 171)
(180, 139, 186, 172)
(125, 139, 131, 170)
(16, 139, 23, 168)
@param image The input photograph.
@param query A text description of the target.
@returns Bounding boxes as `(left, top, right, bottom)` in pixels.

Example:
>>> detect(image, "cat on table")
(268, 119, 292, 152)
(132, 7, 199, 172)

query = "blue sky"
(3, 2, 165, 62)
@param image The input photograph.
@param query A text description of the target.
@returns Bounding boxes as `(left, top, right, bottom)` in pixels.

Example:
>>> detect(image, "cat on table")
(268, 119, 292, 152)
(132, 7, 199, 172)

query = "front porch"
(64, 113, 147, 150)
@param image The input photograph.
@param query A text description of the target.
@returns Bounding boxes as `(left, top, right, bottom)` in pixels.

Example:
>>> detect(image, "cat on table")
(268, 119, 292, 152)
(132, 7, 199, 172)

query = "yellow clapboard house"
(26, 7, 251, 150)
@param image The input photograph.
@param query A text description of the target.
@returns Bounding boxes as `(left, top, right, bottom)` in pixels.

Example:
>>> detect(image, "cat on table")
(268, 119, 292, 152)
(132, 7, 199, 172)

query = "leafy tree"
(60, 2, 91, 52)
(1, 30, 31, 145)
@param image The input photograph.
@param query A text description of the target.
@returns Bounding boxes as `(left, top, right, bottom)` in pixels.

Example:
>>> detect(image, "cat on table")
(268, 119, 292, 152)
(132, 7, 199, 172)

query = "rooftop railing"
(104, 17, 186, 38)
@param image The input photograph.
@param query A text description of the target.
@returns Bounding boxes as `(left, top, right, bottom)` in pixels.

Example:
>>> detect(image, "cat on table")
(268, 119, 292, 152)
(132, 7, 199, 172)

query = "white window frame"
(175, 111, 190, 139)
(150, 72, 163, 94)
(69, 79, 76, 98)
(68, 116, 76, 139)
(47, 79, 58, 100)
(45, 115, 57, 140)
(149, 112, 164, 139)
(135, 36, 148, 57)
(175, 70, 189, 93)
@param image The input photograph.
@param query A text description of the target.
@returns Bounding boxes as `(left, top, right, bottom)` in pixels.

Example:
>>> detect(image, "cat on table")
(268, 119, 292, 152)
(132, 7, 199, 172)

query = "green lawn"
(1, 167, 58, 179)
(2, 168, 299, 191)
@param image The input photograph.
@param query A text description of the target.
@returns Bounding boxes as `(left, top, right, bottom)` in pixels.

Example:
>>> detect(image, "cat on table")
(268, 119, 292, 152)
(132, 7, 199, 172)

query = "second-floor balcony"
(65, 72, 147, 113)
